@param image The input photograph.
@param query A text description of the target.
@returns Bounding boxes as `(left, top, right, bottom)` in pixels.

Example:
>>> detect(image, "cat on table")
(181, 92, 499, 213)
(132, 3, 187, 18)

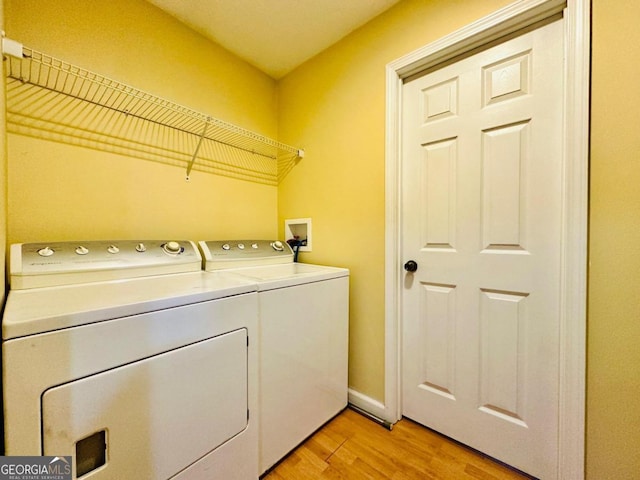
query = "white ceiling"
(145, 0, 402, 79)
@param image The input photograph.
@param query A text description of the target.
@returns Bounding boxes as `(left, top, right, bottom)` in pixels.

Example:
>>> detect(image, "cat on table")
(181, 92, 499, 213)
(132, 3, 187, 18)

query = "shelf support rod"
(186, 117, 210, 180)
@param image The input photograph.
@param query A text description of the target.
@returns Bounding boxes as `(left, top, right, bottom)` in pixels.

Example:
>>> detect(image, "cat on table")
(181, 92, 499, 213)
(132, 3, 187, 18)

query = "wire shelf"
(3, 41, 304, 185)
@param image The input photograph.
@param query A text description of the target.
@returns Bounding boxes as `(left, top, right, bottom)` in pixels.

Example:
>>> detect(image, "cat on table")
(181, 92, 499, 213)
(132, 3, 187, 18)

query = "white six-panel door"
(401, 18, 563, 479)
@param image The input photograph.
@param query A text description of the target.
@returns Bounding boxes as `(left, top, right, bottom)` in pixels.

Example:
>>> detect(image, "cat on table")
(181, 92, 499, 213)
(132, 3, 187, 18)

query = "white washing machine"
(2, 240, 259, 480)
(199, 240, 349, 474)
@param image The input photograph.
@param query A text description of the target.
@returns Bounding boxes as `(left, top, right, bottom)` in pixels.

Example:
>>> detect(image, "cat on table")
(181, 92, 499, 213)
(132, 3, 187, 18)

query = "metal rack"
(2, 38, 304, 185)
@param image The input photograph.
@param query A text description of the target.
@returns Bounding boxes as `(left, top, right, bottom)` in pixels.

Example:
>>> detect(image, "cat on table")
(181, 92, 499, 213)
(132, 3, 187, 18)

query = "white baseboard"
(348, 388, 393, 424)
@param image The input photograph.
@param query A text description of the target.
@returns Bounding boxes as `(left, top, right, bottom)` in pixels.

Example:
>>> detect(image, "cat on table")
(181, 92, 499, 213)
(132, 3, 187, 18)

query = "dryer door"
(42, 328, 248, 479)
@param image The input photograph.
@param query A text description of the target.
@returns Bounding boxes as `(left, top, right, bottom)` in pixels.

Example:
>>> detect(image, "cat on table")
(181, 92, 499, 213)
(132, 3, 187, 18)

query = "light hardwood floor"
(263, 408, 532, 480)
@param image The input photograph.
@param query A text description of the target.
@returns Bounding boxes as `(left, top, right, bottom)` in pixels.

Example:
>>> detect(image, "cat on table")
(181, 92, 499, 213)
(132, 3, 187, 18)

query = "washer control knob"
(75, 246, 89, 255)
(107, 244, 120, 254)
(251, 243, 259, 249)
(37, 246, 54, 257)
(271, 240, 284, 251)
(135, 243, 146, 253)
(163, 241, 182, 255)
(238, 243, 245, 250)
(222, 243, 231, 251)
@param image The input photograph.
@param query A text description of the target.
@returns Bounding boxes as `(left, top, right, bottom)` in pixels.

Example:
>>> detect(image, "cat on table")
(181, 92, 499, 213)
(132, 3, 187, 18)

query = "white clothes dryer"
(2, 240, 259, 480)
(199, 240, 349, 474)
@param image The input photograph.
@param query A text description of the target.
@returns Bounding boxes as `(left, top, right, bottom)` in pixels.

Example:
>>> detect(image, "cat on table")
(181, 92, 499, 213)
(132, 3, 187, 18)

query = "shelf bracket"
(2, 37, 24, 59)
(186, 118, 210, 181)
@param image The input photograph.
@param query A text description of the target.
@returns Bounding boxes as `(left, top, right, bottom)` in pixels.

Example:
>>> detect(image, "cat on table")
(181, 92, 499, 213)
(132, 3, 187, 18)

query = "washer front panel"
(257, 277, 349, 473)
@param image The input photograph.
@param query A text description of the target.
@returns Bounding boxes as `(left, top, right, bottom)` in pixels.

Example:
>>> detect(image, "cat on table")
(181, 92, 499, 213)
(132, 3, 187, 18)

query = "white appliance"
(199, 240, 349, 474)
(2, 240, 259, 480)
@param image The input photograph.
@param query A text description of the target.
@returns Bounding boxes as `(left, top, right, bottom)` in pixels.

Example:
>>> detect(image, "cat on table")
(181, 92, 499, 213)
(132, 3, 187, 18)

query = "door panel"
(401, 18, 564, 479)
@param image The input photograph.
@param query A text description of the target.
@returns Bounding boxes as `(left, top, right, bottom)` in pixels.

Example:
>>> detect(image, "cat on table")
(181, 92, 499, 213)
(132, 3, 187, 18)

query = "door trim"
(384, 0, 589, 478)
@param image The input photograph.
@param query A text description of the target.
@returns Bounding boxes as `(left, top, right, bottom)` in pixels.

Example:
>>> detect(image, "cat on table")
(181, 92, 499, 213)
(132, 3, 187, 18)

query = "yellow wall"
(3, 0, 640, 477)
(279, 0, 640, 477)
(588, 0, 640, 478)
(0, 0, 6, 300)
(4, 0, 279, 244)
(278, 0, 513, 403)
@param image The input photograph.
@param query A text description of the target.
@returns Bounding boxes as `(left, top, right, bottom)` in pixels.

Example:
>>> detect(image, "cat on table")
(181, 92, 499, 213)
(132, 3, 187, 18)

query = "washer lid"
(225, 262, 349, 291)
(2, 271, 256, 340)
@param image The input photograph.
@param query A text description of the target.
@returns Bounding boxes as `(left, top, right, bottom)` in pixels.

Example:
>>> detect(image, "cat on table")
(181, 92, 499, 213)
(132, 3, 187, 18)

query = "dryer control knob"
(136, 243, 146, 253)
(163, 241, 182, 255)
(37, 246, 54, 257)
(75, 246, 89, 255)
(251, 243, 259, 249)
(271, 241, 284, 251)
(222, 243, 231, 251)
(107, 245, 120, 254)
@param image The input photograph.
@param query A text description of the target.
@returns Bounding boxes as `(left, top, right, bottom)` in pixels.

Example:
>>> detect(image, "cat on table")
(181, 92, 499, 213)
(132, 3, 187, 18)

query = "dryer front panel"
(42, 329, 248, 479)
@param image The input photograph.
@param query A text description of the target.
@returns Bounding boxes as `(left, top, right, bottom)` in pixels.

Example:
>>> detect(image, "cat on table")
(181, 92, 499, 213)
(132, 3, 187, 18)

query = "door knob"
(404, 260, 418, 272)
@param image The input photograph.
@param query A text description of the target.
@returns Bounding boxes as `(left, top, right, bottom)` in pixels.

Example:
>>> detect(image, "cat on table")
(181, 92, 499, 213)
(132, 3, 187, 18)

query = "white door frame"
(383, 0, 589, 478)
